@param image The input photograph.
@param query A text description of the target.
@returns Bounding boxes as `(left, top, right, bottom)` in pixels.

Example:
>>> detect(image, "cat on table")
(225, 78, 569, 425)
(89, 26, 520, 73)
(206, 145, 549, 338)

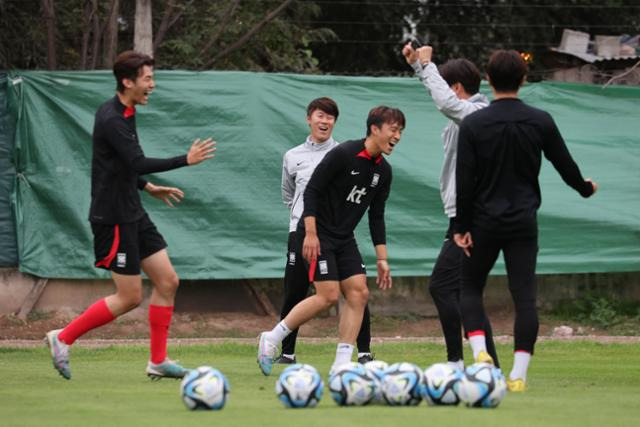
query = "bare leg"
(283, 281, 340, 330)
(338, 274, 368, 345)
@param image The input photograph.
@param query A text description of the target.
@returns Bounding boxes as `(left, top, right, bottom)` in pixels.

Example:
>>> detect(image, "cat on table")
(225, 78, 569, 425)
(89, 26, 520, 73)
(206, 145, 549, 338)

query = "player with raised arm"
(402, 42, 500, 369)
(258, 106, 405, 376)
(45, 51, 216, 380)
(454, 50, 597, 391)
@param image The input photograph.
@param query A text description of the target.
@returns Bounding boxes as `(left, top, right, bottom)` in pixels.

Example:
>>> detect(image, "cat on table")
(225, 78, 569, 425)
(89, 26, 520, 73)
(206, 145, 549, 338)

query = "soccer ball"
(364, 360, 389, 403)
(328, 362, 378, 406)
(180, 366, 230, 410)
(457, 363, 507, 408)
(421, 363, 463, 406)
(275, 364, 324, 408)
(380, 362, 424, 406)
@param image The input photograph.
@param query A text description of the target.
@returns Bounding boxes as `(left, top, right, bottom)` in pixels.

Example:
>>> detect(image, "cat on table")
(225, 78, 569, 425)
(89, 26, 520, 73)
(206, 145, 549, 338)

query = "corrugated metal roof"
(550, 47, 639, 63)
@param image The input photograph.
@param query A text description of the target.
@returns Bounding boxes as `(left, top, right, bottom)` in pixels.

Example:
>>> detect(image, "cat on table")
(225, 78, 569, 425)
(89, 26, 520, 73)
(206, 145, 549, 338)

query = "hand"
(187, 138, 216, 165)
(586, 178, 598, 194)
(144, 182, 184, 207)
(453, 232, 473, 257)
(417, 46, 433, 65)
(402, 43, 418, 65)
(376, 260, 392, 290)
(302, 233, 321, 263)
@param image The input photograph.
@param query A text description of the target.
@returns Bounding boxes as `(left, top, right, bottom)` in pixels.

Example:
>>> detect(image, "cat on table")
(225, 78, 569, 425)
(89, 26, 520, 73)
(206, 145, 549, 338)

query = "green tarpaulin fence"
(2, 70, 639, 279)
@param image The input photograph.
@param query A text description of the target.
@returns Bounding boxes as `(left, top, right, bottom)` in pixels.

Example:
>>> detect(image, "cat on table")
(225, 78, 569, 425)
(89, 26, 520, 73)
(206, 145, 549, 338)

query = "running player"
(402, 43, 500, 369)
(258, 106, 404, 375)
(454, 50, 597, 391)
(45, 51, 216, 380)
(278, 97, 374, 365)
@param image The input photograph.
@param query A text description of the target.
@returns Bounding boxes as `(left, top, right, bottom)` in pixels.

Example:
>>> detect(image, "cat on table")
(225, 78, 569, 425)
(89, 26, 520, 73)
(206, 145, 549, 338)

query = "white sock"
(357, 352, 371, 358)
(468, 333, 487, 359)
(282, 353, 295, 360)
(509, 351, 531, 381)
(266, 321, 291, 343)
(447, 360, 464, 371)
(333, 343, 355, 368)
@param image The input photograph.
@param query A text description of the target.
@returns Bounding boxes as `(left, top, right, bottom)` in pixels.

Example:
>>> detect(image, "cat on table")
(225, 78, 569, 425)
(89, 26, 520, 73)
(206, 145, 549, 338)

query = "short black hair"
(439, 58, 482, 95)
(366, 106, 405, 136)
(113, 50, 154, 93)
(486, 50, 528, 93)
(307, 97, 339, 119)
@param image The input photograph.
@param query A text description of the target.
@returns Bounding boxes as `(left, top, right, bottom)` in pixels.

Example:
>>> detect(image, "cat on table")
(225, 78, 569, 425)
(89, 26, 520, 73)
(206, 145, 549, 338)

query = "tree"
(42, 0, 57, 70)
(134, 0, 153, 56)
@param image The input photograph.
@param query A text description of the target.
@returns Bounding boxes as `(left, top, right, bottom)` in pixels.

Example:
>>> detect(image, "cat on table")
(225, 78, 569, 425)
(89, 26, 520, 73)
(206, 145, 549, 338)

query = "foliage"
(551, 293, 640, 328)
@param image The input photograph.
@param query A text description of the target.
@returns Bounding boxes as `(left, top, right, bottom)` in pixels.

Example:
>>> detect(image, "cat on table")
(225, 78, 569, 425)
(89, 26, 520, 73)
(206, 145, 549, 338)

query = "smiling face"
(371, 121, 403, 155)
(307, 109, 336, 143)
(123, 65, 155, 106)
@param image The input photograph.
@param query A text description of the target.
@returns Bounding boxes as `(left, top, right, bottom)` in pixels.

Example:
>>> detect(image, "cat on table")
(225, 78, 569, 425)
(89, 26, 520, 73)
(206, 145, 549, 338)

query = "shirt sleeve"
(105, 116, 188, 175)
(415, 61, 484, 124)
(454, 120, 476, 233)
(281, 153, 295, 208)
(541, 114, 594, 198)
(303, 146, 347, 218)
(137, 177, 148, 190)
(368, 168, 392, 246)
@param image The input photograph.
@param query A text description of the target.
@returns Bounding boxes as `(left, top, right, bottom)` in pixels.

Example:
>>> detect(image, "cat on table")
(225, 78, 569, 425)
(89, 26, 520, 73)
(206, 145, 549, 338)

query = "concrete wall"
(2, 268, 639, 317)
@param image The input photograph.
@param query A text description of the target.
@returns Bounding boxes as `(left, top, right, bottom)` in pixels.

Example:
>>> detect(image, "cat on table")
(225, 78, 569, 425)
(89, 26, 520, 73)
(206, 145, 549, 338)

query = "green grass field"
(1, 341, 639, 427)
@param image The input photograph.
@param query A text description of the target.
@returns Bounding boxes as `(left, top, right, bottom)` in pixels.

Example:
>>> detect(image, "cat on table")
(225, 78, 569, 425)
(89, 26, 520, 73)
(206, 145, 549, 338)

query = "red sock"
(58, 299, 116, 345)
(149, 305, 174, 364)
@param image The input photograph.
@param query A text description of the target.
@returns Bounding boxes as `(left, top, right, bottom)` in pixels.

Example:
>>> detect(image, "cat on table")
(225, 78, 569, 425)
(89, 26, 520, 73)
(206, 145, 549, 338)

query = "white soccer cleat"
(257, 332, 278, 376)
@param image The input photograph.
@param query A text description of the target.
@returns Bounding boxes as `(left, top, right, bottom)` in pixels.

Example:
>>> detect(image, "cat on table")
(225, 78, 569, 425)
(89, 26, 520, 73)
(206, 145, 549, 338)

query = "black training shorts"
(91, 213, 167, 275)
(297, 232, 366, 282)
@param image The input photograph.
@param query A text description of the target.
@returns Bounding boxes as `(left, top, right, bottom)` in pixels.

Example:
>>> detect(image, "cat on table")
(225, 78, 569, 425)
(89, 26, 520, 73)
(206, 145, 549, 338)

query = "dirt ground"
(0, 307, 616, 342)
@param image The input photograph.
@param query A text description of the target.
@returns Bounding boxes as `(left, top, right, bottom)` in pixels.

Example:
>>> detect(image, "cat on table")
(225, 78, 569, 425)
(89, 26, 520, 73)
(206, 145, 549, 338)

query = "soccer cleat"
(275, 354, 296, 364)
(146, 358, 189, 380)
(45, 329, 71, 380)
(507, 378, 527, 392)
(257, 332, 278, 376)
(474, 350, 494, 365)
(357, 353, 375, 364)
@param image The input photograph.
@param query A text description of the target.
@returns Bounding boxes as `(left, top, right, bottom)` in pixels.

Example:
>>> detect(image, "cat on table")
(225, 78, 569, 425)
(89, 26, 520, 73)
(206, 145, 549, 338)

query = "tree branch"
(602, 60, 640, 89)
(202, 0, 294, 69)
(198, 0, 240, 58)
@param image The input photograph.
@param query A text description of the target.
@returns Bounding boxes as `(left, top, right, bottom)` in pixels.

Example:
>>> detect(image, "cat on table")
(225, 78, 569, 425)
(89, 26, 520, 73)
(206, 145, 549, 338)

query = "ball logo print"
(364, 360, 389, 404)
(275, 364, 324, 408)
(180, 366, 230, 410)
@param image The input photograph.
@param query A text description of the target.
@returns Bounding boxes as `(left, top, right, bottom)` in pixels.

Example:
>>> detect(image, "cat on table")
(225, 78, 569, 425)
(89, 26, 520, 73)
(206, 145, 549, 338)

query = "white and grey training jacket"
(412, 60, 489, 218)
(281, 136, 339, 232)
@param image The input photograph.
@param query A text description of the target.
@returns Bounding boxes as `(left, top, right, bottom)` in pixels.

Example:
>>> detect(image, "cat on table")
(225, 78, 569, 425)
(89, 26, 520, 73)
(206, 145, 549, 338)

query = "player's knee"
(119, 288, 143, 310)
(157, 272, 180, 295)
(318, 289, 340, 307)
(347, 285, 369, 307)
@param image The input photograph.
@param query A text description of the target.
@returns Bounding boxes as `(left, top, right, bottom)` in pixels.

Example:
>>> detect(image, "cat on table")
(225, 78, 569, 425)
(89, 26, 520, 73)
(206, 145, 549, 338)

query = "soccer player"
(258, 106, 404, 375)
(454, 50, 597, 391)
(402, 43, 500, 370)
(278, 97, 374, 365)
(45, 51, 216, 380)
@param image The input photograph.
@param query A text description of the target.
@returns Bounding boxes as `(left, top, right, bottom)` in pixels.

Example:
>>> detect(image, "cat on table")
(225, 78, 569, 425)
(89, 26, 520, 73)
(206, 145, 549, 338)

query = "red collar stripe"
(123, 106, 136, 118)
(357, 149, 382, 164)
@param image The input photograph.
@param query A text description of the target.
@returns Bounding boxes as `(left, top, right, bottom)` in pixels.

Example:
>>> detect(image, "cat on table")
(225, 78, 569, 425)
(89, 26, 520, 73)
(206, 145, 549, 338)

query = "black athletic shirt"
(455, 98, 594, 238)
(89, 96, 188, 224)
(300, 139, 392, 245)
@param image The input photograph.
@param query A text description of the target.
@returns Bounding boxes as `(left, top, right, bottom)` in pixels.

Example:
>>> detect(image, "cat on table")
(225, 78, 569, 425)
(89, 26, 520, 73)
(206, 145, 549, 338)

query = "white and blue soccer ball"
(380, 362, 424, 406)
(275, 364, 324, 408)
(180, 366, 230, 410)
(328, 362, 378, 406)
(457, 363, 507, 408)
(421, 363, 464, 406)
(364, 360, 389, 404)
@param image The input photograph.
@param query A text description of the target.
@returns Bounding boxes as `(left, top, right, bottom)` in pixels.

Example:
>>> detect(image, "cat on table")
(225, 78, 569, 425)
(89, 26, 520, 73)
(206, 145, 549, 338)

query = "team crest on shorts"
(288, 251, 296, 265)
(371, 173, 380, 187)
(116, 253, 126, 268)
(319, 260, 328, 275)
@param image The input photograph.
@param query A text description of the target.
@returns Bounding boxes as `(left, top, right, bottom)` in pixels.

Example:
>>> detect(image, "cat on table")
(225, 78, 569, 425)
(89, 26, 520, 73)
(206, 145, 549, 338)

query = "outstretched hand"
(187, 138, 216, 165)
(402, 43, 418, 65)
(145, 183, 184, 207)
